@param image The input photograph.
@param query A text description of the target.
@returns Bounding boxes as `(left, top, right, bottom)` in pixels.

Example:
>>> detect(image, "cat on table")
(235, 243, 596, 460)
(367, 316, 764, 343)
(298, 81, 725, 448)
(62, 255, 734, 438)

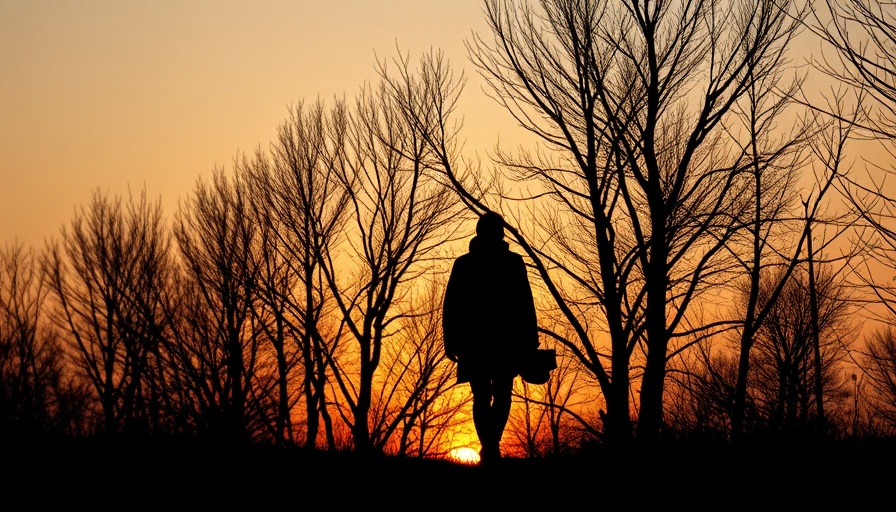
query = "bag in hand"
(519, 348, 558, 385)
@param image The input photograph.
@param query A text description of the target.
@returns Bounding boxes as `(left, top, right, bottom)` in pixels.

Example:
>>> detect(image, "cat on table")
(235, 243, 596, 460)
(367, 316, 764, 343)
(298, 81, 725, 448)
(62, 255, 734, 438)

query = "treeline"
(0, 84, 471, 457)
(3, 0, 896, 457)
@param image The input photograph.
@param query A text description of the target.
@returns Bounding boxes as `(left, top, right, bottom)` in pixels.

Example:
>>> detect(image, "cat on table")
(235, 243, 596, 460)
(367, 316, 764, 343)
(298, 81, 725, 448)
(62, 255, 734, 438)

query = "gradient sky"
(0, 1, 874, 249)
(3, 1, 890, 371)
(1, 0, 511, 247)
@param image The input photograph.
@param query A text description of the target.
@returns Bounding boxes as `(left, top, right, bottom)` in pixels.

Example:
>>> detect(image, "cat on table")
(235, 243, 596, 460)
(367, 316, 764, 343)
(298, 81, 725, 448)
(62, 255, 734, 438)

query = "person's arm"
(516, 255, 540, 350)
(442, 261, 461, 362)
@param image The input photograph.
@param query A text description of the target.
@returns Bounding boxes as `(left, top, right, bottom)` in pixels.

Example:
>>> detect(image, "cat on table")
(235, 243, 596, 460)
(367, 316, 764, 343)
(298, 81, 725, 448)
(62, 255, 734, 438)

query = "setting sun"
(448, 447, 480, 465)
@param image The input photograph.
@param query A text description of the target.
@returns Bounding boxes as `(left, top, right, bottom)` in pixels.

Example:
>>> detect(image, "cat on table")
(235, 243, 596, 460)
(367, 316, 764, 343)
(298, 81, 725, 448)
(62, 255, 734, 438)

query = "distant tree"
(506, 350, 594, 457)
(861, 328, 896, 435)
(746, 265, 854, 436)
(0, 241, 90, 437)
(170, 169, 264, 441)
(668, 262, 855, 439)
(370, 279, 467, 458)
(244, 100, 351, 449)
(665, 345, 741, 440)
(319, 63, 460, 454)
(43, 188, 172, 436)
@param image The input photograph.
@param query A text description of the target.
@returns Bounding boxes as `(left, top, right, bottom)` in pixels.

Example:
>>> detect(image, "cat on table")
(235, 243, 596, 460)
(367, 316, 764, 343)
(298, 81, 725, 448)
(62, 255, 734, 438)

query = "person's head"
(476, 211, 505, 241)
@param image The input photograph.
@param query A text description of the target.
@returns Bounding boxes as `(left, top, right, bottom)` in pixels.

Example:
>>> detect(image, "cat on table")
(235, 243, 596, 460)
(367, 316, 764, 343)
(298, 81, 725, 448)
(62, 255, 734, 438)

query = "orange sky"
(3, 1, 892, 440)
(0, 0, 510, 247)
(0, 1, 882, 260)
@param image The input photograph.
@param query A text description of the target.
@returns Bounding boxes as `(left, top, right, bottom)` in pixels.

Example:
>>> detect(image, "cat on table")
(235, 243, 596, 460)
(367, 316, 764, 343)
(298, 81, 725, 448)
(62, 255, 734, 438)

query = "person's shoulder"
(505, 250, 525, 264)
(449, 252, 475, 272)
(453, 252, 474, 264)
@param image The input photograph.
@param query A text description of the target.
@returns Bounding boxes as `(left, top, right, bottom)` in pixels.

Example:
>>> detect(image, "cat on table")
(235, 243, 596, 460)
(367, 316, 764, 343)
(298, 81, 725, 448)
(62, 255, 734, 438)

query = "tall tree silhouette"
(318, 70, 459, 454)
(172, 170, 261, 441)
(244, 100, 351, 449)
(452, 0, 808, 442)
(711, 8, 816, 441)
(810, 0, 896, 433)
(728, 90, 860, 439)
(44, 188, 172, 436)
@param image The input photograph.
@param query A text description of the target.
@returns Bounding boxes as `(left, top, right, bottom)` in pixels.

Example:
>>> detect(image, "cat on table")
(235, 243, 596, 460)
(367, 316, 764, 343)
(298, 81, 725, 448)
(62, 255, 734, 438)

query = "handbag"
(519, 348, 557, 385)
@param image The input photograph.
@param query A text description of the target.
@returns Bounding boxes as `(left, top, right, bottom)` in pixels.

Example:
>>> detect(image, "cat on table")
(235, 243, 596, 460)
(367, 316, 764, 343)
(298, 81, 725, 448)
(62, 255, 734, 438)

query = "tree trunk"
(637, 239, 669, 441)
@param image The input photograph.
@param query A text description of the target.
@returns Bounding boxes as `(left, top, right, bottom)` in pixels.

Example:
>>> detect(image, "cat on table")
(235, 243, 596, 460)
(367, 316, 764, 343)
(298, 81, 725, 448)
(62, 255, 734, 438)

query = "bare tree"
(171, 169, 264, 441)
(727, 86, 864, 439)
(804, 1, 896, 441)
(812, 0, 896, 139)
(43, 188, 172, 436)
(719, 14, 821, 440)
(241, 155, 303, 446)
(665, 344, 741, 440)
(811, 2, 896, 344)
(1, 241, 90, 437)
(668, 261, 856, 439)
(452, 0, 809, 443)
(745, 265, 854, 436)
(244, 100, 351, 449)
(861, 327, 896, 434)
(318, 64, 461, 454)
(369, 279, 467, 458)
(506, 351, 594, 457)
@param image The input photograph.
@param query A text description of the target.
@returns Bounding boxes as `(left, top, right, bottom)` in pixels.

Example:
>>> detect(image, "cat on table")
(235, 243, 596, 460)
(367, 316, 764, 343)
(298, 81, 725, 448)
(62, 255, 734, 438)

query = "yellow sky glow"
(0, 0, 507, 247)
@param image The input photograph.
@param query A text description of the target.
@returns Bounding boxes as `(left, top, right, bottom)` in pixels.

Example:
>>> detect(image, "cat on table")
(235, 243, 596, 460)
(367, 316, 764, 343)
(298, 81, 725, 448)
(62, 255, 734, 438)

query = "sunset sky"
(0, 1, 868, 248)
(1, 0, 510, 247)
(4, 1, 894, 461)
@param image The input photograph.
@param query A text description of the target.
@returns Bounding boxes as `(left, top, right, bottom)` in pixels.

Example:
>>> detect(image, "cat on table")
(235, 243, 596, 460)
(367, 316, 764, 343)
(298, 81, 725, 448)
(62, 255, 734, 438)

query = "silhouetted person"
(443, 211, 539, 464)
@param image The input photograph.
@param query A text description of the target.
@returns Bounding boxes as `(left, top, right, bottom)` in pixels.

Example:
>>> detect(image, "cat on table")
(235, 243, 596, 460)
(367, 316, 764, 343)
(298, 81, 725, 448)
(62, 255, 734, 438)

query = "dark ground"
(3, 437, 893, 509)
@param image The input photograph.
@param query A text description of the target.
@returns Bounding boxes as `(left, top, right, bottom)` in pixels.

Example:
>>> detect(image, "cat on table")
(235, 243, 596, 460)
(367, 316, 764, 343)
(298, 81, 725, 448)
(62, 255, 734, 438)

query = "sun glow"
(448, 447, 480, 465)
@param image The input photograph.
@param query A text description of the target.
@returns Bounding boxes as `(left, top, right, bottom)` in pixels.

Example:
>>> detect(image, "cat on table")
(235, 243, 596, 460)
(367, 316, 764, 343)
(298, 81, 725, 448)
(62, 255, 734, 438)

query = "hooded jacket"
(442, 235, 539, 382)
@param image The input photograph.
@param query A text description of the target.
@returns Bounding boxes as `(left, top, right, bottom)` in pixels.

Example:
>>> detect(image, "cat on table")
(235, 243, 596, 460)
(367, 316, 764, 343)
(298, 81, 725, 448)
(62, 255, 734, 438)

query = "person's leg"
(489, 375, 514, 457)
(468, 376, 494, 460)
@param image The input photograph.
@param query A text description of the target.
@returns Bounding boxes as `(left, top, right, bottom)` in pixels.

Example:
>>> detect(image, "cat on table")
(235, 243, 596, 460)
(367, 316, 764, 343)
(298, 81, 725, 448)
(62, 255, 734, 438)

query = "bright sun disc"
(448, 447, 480, 465)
